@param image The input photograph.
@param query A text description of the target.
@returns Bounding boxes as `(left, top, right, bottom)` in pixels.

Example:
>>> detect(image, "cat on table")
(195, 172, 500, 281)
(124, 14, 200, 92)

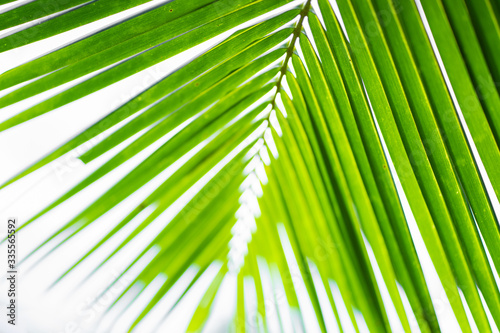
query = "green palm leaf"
(0, 0, 499, 331)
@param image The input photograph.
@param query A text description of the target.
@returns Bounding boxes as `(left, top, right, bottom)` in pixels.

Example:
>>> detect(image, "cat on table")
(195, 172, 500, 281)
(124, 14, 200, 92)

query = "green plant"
(1, 0, 499, 331)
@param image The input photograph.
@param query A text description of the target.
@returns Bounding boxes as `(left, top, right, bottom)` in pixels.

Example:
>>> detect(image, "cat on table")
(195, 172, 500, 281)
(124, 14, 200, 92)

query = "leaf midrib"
(269, 0, 312, 112)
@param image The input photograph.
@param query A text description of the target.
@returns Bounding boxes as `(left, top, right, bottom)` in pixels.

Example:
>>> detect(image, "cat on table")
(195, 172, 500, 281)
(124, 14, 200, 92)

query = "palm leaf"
(0, 0, 499, 331)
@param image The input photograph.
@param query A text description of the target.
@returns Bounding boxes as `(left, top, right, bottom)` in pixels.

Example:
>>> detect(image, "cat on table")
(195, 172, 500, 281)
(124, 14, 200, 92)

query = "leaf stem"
(269, 0, 311, 111)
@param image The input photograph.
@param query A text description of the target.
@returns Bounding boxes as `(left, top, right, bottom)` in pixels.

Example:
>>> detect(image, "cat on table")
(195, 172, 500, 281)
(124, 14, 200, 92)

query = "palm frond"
(0, 0, 499, 332)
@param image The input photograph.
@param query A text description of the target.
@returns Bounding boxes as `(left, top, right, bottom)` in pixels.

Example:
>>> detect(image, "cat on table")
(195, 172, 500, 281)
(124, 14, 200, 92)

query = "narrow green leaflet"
(0, 9, 298, 188)
(308, 11, 438, 331)
(369, 0, 500, 325)
(186, 265, 228, 333)
(332, 0, 474, 329)
(0, 0, 91, 31)
(394, 0, 500, 278)
(0, 0, 290, 131)
(419, 0, 500, 199)
(0, 0, 215, 53)
(78, 31, 290, 162)
(439, 0, 500, 145)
